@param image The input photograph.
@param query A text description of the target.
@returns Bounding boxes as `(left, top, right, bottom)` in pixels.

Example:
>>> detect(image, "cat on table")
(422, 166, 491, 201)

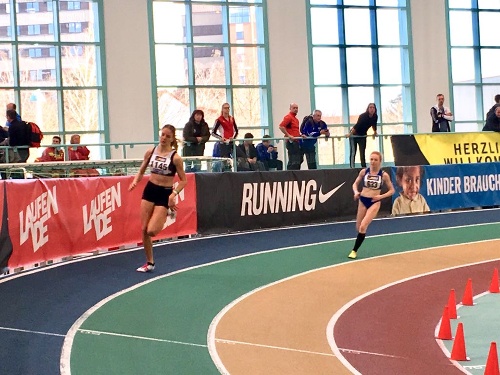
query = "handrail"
(0, 132, 478, 170)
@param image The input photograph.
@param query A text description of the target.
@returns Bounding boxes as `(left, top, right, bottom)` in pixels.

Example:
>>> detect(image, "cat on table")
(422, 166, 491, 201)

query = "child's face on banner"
(402, 167, 421, 201)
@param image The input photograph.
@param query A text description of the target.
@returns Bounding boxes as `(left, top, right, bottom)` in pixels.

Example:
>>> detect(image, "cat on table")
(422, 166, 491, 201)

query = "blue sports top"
(149, 147, 177, 177)
(363, 168, 383, 190)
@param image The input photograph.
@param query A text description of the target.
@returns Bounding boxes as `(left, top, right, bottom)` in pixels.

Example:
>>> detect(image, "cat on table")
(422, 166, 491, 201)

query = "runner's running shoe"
(348, 250, 357, 259)
(136, 263, 155, 272)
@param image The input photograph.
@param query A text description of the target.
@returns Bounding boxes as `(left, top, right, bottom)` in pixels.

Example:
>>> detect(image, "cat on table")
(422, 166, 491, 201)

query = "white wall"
(410, 0, 450, 133)
(103, 0, 154, 158)
(267, 0, 311, 136)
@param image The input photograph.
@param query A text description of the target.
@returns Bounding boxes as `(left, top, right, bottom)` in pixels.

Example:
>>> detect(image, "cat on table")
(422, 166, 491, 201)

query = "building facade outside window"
(307, 0, 414, 165)
(0, 0, 106, 160)
(150, 0, 271, 154)
(448, 0, 500, 132)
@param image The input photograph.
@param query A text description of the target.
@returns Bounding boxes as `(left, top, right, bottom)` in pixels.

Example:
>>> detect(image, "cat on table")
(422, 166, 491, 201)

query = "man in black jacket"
(7, 109, 30, 162)
(483, 106, 500, 132)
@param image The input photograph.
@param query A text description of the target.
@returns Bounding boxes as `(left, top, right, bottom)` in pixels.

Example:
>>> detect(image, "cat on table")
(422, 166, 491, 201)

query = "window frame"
(148, 0, 272, 143)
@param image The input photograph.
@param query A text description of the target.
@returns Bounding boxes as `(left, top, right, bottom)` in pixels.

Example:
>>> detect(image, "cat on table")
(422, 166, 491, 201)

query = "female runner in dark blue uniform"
(129, 125, 187, 272)
(348, 151, 394, 259)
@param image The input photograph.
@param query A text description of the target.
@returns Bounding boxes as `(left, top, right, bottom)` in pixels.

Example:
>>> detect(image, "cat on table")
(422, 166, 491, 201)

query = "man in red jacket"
(279, 103, 303, 170)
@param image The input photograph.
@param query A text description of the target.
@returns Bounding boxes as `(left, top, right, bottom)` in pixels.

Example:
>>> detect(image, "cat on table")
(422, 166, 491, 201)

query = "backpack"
(25, 121, 43, 147)
(300, 114, 313, 134)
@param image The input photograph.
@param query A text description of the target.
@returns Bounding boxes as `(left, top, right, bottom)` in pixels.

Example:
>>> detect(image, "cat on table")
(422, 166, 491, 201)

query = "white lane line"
(216, 338, 408, 359)
(216, 338, 335, 357)
(77, 329, 207, 348)
(0, 326, 65, 337)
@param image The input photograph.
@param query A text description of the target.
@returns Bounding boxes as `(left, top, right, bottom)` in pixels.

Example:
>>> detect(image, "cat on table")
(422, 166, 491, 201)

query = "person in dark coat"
(236, 133, 264, 171)
(346, 103, 378, 168)
(182, 109, 210, 172)
(7, 109, 30, 162)
(483, 106, 500, 132)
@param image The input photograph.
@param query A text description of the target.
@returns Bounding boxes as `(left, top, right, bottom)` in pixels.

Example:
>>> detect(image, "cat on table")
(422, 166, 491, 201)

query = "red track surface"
(335, 261, 499, 375)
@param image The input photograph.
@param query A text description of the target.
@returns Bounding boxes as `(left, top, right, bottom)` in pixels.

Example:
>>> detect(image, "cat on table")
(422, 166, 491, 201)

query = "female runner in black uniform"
(129, 125, 187, 272)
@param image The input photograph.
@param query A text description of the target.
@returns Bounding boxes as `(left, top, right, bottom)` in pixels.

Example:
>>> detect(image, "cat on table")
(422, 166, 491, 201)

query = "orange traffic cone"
(485, 342, 500, 375)
(450, 323, 468, 361)
(462, 278, 474, 306)
(489, 269, 500, 293)
(437, 305, 452, 340)
(447, 289, 458, 319)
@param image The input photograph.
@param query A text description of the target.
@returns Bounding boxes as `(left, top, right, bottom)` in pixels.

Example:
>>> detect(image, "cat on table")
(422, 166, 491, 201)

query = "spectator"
(346, 103, 378, 168)
(300, 109, 329, 169)
(236, 133, 264, 171)
(4, 103, 21, 129)
(256, 135, 283, 171)
(430, 94, 453, 132)
(279, 102, 302, 170)
(483, 106, 500, 132)
(486, 94, 500, 120)
(7, 108, 30, 162)
(68, 134, 99, 177)
(36, 136, 64, 162)
(212, 103, 238, 158)
(182, 109, 210, 172)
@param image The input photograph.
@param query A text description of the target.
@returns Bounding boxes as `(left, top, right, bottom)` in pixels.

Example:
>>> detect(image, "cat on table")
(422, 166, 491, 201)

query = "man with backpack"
(300, 109, 330, 169)
(6, 109, 30, 162)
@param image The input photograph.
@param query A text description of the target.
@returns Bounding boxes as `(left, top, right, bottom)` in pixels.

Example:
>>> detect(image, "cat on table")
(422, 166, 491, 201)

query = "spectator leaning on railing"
(346, 103, 378, 169)
(485, 94, 500, 119)
(300, 109, 329, 170)
(483, 106, 500, 132)
(182, 109, 210, 172)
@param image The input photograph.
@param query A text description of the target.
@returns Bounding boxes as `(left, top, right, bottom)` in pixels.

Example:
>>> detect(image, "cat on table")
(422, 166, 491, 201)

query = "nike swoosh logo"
(318, 182, 345, 204)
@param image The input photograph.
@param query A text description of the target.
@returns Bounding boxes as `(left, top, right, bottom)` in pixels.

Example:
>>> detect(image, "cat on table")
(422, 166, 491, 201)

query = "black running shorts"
(142, 181, 173, 207)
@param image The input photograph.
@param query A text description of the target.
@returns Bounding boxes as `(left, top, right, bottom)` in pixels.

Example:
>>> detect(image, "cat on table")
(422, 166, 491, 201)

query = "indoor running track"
(1, 209, 500, 374)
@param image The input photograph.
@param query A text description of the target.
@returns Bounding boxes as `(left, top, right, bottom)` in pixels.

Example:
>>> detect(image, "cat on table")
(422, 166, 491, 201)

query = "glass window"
(450, 48, 474, 82)
(477, 0, 500, 9)
(449, 11, 473, 46)
(449, 0, 473, 8)
(307, 0, 413, 165)
(346, 48, 373, 84)
(0, 0, 106, 153)
(480, 49, 500, 83)
(479, 12, 500, 46)
(448, 2, 500, 127)
(151, 0, 270, 135)
(312, 47, 341, 85)
(344, 8, 371, 45)
(310, 8, 338, 45)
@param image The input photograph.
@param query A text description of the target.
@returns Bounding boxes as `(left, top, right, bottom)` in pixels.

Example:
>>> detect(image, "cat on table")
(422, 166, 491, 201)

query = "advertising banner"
(0, 182, 11, 270)
(6, 179, 70, 267)
(391, 163, 500, 214)
(391, 133, 500, 166)
(196, 169, 392, 234)
(6, 174, 197, 269)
